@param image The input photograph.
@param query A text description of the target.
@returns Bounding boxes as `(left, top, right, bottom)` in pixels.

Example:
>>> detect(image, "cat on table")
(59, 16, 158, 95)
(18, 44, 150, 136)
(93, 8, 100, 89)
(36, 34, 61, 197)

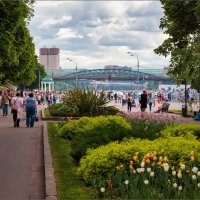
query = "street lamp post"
(38, 69, 40, 91)
(127, 52, 140, 91)
(67, 58, 78, 87)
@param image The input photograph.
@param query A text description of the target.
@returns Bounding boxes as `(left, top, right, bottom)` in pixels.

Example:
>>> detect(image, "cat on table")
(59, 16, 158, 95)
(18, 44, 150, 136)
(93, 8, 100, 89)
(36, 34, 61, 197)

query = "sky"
(28, 1, 170, 70)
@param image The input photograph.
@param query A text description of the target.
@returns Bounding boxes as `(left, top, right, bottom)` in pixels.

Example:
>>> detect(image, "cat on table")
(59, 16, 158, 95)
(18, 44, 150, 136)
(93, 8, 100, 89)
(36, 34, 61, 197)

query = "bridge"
(51, 68, 173, 84)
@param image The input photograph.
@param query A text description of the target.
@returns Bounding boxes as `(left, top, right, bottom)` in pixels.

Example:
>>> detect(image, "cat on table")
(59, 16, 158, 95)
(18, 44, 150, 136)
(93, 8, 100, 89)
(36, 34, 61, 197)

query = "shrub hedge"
(48, 103, 78, 117)
(59, 116, 133, 161)
(160, 123, 200, 138)
(78, 137, 200, 182)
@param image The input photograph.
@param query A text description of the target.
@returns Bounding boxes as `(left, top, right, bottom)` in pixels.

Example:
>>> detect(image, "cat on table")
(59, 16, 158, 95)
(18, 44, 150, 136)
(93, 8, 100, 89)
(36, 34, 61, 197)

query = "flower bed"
(91, 152, 200, 199)
(78, 137, 200, 182)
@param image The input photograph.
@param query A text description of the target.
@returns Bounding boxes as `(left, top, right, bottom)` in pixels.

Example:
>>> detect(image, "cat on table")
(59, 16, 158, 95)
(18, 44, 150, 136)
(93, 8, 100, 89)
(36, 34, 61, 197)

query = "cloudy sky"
(28, 1, 170, 70)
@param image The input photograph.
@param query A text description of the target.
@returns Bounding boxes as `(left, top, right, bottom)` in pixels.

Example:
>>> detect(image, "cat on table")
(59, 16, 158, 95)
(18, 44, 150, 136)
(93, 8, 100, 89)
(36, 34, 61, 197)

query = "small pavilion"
(41, 76, 54, 92)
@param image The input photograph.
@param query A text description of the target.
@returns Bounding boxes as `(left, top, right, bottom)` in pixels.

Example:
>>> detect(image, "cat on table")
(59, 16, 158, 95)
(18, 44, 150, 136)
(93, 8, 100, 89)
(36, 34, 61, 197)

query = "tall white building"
(39, 48, 60, 69)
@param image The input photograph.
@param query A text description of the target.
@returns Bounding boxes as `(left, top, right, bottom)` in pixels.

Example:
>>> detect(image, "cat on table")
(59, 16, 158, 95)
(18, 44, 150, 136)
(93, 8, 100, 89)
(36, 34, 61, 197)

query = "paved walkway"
(0, 107, 45, 200)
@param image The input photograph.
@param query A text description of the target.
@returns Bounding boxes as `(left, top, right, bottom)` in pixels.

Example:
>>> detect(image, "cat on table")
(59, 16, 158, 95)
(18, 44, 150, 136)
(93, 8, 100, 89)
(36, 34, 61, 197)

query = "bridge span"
(51, 68, 173, 84)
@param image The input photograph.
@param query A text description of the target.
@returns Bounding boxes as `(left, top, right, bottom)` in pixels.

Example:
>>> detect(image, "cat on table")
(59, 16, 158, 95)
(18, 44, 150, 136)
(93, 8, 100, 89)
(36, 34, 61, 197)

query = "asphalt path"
(0, 109, 45, 200)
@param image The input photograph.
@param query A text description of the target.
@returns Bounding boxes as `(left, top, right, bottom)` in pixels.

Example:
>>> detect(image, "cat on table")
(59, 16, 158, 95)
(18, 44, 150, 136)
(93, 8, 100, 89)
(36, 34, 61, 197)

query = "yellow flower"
(190, 151, 194, 156)
(152, 151, 157, 156)
(135, 152, 139, 156)
(157, 161, 162, 166)
(153, 156, 157, 161)
(186, 170, 190, 174)
(133, 156, 138, 161)
(145, 158, 151, 164)
(159, 156, 163, 161)
(191, 156, 195, 162)
(129, 165, 134, 170)
(144, 153, 150, 159)
(164, 156, 168, 162)
(130, 161, 133, 165)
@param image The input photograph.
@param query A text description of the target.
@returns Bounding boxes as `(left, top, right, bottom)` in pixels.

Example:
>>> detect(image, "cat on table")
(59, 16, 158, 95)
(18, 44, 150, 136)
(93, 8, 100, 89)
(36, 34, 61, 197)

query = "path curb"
(43, 122, 58, 200)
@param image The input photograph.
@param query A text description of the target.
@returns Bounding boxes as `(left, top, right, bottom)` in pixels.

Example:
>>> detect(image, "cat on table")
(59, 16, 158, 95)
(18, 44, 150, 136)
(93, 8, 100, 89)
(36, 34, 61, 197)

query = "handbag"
(35, 115, 39, 122)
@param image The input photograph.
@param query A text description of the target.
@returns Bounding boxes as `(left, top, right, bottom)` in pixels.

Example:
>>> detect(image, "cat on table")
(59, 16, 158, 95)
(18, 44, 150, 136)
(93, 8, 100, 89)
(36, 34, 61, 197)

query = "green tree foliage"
(0, 0, 45, 87)
(154, 0, 200, 91)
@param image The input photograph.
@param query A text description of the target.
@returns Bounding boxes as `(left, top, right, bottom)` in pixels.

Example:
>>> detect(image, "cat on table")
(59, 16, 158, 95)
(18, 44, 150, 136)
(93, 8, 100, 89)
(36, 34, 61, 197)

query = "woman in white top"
(11, 92, 23, 127)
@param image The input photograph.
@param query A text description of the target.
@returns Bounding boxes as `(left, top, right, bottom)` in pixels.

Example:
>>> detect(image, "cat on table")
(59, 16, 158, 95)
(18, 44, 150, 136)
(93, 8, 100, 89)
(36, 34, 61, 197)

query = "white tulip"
(136, 168, 141, 173)
(173, 183, 177, 188)
(192, 167, 198, 174)
(172, 171, 176, 176)
(100, 188, 105, 193)
(192, 175, 197, 180)
(197, 171, 200, 176)
(140, 167, 145, 172)
(147, 167, 151, 173)
(198, 183, 200, 188)
(163, 163, 169, 172)
(178, 186, 182, 191)
(141, 162, 145, 168)
(144, 180, 149, 185)
(177, 173, 182, 179)
(150, 172, 155, 177)
(180, 164, 185, 170)
(125, 180, 129, 185)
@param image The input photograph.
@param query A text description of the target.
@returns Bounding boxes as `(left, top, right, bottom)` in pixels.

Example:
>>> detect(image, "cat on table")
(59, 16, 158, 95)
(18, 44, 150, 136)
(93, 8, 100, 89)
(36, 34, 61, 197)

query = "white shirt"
(11, 96, 23, 110)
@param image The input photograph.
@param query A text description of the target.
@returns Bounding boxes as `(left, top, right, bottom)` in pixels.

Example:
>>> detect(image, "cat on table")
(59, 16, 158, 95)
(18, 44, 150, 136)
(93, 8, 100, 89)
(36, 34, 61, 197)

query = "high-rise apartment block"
(39, 48, 60, 69)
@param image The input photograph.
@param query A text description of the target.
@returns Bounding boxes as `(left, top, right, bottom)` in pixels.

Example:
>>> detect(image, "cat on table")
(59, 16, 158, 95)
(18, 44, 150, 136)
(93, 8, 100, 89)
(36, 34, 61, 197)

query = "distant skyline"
(28, 1, 170, 70)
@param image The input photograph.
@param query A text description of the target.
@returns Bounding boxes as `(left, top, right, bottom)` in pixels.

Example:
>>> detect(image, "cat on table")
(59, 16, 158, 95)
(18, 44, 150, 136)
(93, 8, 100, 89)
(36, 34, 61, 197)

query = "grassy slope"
(47, 122, 94, 199)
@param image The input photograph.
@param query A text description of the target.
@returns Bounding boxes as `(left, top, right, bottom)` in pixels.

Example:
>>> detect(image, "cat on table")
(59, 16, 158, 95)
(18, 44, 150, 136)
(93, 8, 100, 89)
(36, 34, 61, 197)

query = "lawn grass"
(47, 122, 94, 199)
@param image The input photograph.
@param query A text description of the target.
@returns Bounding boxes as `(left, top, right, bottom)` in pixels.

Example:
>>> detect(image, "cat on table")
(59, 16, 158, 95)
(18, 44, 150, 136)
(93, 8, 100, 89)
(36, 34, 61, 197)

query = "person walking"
(25, 92, 37, 128)
(1, 90, 10, 118)
(11, 92, 23, 127)
(148, 92, 153, 112)
(140, 90, 147, 112)
(127, 93, 132, 112)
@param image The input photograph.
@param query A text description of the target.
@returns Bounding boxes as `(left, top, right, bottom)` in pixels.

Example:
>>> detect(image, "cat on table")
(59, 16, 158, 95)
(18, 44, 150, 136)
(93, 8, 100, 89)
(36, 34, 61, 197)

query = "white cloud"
(55, 28, 83, 39)
(39, 15, 72, 28)
(29, 1, 169, 69)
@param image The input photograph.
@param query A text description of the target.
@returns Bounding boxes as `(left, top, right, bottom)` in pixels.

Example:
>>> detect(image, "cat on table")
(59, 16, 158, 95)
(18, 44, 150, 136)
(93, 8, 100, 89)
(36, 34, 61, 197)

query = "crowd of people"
(0, 89, 62, 128)
(1, 87, 200, 125)
(109, 89, 200, 114)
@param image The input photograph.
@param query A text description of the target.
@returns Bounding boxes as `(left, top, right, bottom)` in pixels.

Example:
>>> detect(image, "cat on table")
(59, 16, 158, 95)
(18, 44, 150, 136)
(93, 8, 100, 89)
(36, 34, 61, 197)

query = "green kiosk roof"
(41, 76, 54, 82)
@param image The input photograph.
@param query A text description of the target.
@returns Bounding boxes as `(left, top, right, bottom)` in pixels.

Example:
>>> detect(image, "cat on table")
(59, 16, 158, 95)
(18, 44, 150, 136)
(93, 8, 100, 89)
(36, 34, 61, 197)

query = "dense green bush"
(78, 137, 200, 182)
(62, 88, 107, 116)
(160, 123, 200, 138)
(128, 120, 169, 140)
(59, 116, 132, 161)
(59, 117, 93, 139)
(48, 103, 78, 117)
(104, 106, 119, 115)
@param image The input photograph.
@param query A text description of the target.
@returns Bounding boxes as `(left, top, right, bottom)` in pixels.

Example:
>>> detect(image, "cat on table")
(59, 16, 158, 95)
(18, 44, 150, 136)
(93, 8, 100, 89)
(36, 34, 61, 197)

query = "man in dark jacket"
(140, 90, 147, 112)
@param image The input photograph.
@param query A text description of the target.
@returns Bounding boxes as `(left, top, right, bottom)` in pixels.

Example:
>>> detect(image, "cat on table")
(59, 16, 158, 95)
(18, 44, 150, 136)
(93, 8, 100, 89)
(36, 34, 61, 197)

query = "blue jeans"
(149, 102, 153, 111)
(26, 108, 36, 127)
(2, 104, 9, 116)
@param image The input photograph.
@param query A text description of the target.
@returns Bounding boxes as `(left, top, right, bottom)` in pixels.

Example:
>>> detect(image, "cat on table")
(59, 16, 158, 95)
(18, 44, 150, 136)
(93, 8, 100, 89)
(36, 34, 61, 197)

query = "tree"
(154, 0, 200, 92)
(0, 0, 45, 87)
